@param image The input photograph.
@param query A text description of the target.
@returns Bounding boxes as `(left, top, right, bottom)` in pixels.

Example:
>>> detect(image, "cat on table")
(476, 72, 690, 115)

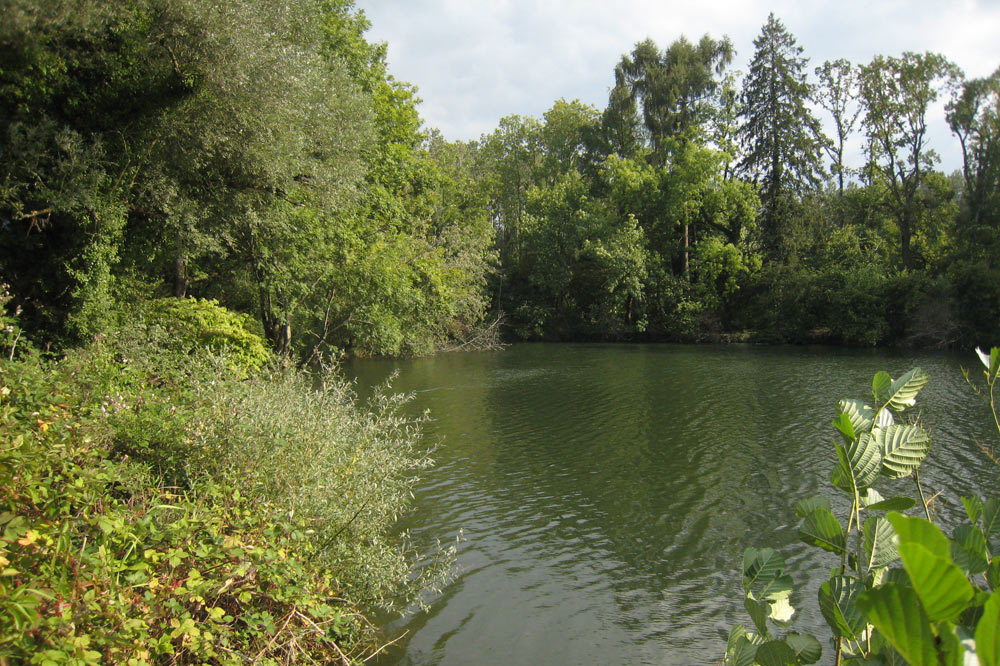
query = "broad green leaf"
(875, 408, 895, 428)
(951, 524, 989, 575)
(897, 542, 975, 622)
(873, 371, 892, 404)
(725, 632, 759, 666)
(833, 412, 857, 442)
(857, 583, 938, 666)
(799, 507, 846, 555)
(889, 513, 951, 558)
(784, 632, 822, 664)
(838, 399, 875, 435)
(889, 514, 975, 622)
(794, 495, 832, 519)
(755, 640, 798, 666)
(977, 592, 1000, 666)
(864, 515, 899, 571)
(884, 368, 930, 412)
(849, 432, 883, 490)
(877, 425, 932, 478)
(962, 496, 983, 524)
(743, 548, 785, 596)
(864, 497, 916, 512)
(745, 595, 769, 636)
(984, 498, 1000, 535)
(819, 575, 867, 640)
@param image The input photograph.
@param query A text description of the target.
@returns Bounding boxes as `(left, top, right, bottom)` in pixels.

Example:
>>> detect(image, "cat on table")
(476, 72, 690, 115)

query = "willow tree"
(738, 13, 825, 261)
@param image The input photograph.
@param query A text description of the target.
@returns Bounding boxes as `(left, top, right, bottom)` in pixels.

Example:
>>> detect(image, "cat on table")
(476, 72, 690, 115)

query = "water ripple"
(347, 344, 997, 666)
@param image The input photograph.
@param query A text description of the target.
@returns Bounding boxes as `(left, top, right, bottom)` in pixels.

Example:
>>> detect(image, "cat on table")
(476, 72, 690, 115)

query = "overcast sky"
(355, 1, 1000, 172)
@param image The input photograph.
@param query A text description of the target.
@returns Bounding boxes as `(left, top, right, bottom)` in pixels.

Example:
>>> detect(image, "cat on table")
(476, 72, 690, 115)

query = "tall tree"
(947, 67, 1000, 262)
(606, 35, 734, 161)
(859, 51, 961, 269)
(738, 13, 825, 261)
(815, 59, 862, 193)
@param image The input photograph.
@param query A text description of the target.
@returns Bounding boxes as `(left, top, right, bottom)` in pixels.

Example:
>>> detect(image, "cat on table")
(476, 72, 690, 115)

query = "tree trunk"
(174, 253, 189, 298)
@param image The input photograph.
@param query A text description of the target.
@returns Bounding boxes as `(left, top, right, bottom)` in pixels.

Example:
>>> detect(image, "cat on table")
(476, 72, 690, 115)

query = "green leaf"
(984, 498, 1000, 535)
(873, 371, 892, 404)
(857, 583, 938, 666)
(725, 631, 759, 666)
(897, 541, 975, 622)
(833, 412, 857, 442)
(838, 399, 875, 435)
(884, 368, 930, 412)
(962, 496, 983, 524)
(799, 507, 846, 555)
(877, 425, 932, 478)
(794, 495, 832, 519)
(849, 432, 883, 490)
(819, 575, 867, 640)
(864, 496, 916, 512)
(889, 514, 975, 622)
(745, 595, 770, 636)
(889, 513, 952, 559)
(951, 524, 989, 576)
(755, 641, 798, 666)
(988, 558, 1000, 590)
(864, 515, 900, 571)
(977, 592, 1000, 666)
(785, 632, 822, 664)
(743, 548, 786, 597)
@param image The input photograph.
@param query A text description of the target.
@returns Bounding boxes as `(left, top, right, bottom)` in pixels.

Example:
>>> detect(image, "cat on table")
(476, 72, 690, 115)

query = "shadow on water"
(343, 343, 998, 666)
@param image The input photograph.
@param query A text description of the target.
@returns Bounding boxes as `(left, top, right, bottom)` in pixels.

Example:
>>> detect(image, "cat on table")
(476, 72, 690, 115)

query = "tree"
(606, 35, 734, 161)
(947, 67, 1000, 263)
(859, 52, 961, 269)
(815, 59, 863, 193)
(738, 13, 825, 261)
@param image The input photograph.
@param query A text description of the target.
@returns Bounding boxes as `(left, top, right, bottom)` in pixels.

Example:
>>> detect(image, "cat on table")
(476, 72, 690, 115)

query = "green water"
(344, 343, 997, 665)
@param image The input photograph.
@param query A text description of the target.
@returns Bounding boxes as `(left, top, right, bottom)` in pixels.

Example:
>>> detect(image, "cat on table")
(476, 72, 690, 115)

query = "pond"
(344, 343, 998, 665)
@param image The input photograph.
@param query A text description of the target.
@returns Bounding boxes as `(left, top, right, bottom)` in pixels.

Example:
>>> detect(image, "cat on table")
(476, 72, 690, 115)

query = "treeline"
(476, 14, 1000, 346)
(3, 6, 1000, 355)
(1, 0, 494, 358)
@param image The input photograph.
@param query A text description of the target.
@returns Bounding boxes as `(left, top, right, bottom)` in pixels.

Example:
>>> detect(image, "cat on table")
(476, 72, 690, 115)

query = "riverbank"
(0, 300, 446, 663)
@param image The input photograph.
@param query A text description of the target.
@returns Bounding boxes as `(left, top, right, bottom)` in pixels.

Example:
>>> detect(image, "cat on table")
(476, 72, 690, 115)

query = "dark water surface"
(344, 343, 998, 665)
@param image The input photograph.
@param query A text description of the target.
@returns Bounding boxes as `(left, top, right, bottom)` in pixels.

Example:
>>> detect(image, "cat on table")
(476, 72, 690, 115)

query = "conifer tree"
(737, 13, 825, 261)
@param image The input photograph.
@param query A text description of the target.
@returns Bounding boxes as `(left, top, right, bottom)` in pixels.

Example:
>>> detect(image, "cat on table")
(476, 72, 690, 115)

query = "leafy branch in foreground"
(724, 352, 1000, 665)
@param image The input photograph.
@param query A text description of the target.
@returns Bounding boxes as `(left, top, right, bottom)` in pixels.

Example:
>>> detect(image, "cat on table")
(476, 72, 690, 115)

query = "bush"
(142, 297, 271, 375)
(0, 309, 449, 663)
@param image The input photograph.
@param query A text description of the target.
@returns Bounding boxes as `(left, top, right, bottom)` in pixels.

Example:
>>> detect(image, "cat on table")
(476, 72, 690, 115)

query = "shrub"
(0, 313, 450, 663)
(723, 355, 1000, 665)
(142, 297, 271, 375)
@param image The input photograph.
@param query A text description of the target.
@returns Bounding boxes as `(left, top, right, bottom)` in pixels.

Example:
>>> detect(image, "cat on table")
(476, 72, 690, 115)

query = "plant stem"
(834, 636, 843, 666)
(914, 470, 932, 522)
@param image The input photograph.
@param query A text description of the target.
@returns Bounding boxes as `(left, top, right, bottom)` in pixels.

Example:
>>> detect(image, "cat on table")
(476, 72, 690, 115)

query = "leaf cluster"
(725, 360, 1000, 665)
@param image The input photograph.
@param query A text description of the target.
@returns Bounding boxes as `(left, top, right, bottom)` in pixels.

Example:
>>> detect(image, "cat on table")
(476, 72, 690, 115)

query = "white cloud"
(357, 0, 1000, 171)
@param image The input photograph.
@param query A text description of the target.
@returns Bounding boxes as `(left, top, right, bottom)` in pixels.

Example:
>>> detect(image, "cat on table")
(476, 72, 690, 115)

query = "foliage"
(142, 297, 271, 374)
(0, 313, 449, 663)
(859, 52, 962, 270)
(723, 354, 1000, 665)
(738, 13, 826, 261)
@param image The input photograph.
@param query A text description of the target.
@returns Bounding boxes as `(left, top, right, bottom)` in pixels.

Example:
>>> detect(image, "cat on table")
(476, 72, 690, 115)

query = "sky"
(355, 0, 1000, 173)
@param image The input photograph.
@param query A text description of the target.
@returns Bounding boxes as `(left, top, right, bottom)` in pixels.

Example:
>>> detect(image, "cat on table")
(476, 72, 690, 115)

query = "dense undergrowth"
(0, 299, 447, 664)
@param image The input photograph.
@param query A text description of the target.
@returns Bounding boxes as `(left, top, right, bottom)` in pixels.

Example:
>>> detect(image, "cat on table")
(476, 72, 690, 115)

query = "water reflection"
(345, 344, 996, 665)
